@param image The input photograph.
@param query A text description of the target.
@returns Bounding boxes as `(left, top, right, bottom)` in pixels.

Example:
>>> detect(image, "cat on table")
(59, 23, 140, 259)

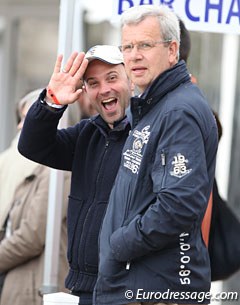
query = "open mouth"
(102, 98, 118, 111)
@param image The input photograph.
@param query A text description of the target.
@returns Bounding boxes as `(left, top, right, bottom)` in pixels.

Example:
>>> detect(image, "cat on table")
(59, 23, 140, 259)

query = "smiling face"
(121, 16, 178, 93)
(84, 60, 131, 128)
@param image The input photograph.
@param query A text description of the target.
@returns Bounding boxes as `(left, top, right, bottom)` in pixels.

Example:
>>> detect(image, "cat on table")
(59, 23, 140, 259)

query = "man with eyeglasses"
(93, 5, 218, 305)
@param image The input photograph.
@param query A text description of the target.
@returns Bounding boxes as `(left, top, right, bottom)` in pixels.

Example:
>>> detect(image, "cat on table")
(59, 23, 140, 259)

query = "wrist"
(47, 87, 62, 105)
(45, 93, 54, 104)
(41, 88, 64, 109)
(45, 100, 64, 109)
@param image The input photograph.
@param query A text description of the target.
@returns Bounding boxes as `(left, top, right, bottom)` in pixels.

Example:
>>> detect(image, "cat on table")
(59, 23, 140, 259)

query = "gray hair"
(17, 88, 43, 122)
(120, 5, 180, 47)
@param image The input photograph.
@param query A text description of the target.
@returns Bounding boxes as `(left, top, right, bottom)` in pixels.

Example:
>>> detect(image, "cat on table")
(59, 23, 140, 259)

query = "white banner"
(112, 0, 240, 35)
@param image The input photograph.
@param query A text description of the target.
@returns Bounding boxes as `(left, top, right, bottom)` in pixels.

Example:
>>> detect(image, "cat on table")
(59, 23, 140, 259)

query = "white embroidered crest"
(170, 153, 192, 178)
(123, 125, 150, 174)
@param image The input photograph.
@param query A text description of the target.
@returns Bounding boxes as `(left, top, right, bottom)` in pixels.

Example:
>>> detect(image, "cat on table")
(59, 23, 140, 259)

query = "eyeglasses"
(119, 40, 172, 53)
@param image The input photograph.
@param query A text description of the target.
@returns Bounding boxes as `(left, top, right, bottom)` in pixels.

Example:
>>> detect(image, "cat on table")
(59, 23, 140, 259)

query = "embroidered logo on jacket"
(123, 125, 150, 174)
(170, 153, 192, 178)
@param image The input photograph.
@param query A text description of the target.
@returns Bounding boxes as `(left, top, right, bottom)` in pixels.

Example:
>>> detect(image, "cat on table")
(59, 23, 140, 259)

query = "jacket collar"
(90, 114, 130, 139)
(130, 60, 190, 128)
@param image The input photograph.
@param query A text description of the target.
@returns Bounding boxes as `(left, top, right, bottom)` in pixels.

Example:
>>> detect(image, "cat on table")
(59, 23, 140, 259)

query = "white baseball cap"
(85, 45, 124, 65)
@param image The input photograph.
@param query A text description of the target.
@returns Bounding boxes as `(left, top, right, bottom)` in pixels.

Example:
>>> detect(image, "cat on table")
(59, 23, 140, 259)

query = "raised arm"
(18, 52, 89, 170)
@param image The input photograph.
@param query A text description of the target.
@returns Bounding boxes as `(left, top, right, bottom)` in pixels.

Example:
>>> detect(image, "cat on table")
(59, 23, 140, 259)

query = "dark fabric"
(73, 291, 92, 305)
(79, 292, 92, 305)
(94, 61, 218, 305)
(18, 94, 131, 294)
(209, 180, 240, 281)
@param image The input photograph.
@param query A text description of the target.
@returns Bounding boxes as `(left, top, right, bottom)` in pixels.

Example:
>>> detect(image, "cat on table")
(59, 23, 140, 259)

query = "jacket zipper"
(93, 139, 110, 274)
(88, 138, 109, 208)
(161, 150, 166, 188)
(78, 139, 110, 274)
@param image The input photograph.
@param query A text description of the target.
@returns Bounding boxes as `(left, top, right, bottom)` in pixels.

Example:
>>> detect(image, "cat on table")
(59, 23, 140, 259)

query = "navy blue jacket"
(94, 61, 218, 305)
(18, 90, 131, 296)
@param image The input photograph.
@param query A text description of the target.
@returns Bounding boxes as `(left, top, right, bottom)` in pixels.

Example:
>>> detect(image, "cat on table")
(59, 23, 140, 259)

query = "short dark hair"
(179, 19, 191, 63)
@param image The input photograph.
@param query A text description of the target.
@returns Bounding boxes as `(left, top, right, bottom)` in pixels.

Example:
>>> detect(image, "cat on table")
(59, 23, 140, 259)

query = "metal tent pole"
(41, 0, 84, 295)
(0, 17, 18, 152)
(216, 34, 239, 200)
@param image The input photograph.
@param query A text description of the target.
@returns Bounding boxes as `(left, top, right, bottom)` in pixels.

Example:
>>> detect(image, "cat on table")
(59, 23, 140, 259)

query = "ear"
(168, 40, 179, 64)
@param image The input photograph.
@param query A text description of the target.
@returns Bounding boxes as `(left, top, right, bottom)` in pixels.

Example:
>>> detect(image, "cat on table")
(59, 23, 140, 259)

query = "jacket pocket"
(67, 196, 84, 266)
(152, 144, 198, 192)
(82, 201, 108, 273)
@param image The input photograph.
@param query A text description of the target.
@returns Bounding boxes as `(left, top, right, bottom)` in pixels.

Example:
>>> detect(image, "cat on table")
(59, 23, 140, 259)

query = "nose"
(129, 45, 143, 60)
(99, 82, 111, 96)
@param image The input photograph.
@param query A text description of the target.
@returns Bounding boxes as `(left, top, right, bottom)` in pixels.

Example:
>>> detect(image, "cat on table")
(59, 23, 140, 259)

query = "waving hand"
(46, 52, 89, 105)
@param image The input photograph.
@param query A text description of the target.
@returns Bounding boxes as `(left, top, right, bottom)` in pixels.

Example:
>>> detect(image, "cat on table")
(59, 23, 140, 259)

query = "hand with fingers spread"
(46, 52, 89, 105)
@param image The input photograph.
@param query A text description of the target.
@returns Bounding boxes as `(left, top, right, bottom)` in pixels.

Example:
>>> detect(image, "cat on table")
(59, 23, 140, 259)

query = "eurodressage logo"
(123, 125, 150, 174)
(170, 153, 192, 178)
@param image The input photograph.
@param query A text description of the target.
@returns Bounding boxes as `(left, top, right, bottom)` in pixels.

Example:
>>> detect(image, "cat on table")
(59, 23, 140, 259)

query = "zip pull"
(126, 261, 131, 270)
(138, 105, 142, 115)
(105, 140, 109, 148)
(161, 152, 166, 166)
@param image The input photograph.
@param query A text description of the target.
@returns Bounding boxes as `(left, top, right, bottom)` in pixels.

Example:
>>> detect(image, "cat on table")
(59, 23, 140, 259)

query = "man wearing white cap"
(18, 45, 132, 305)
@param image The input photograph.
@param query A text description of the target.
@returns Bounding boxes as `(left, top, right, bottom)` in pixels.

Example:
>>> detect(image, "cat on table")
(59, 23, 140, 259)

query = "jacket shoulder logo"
(170, 153, 192, 178)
